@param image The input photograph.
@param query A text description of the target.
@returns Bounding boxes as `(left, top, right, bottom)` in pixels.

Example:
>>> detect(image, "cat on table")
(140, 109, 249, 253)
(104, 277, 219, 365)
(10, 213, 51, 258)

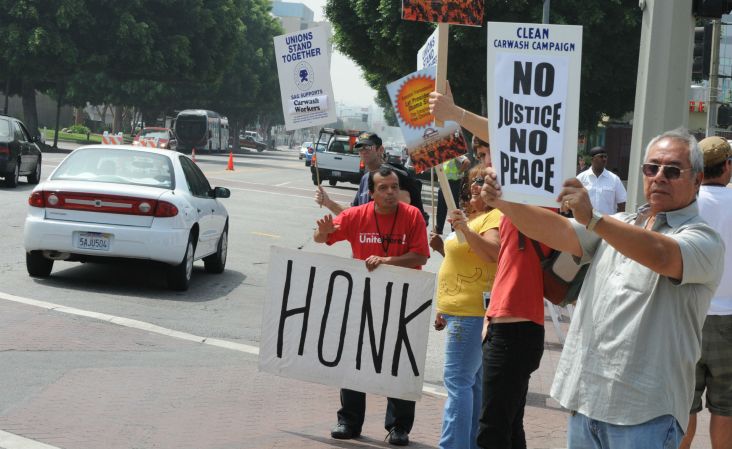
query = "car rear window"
(52, 148, 175, 189)
(0, 119, 10, 138)
(140, 129, 169, 139)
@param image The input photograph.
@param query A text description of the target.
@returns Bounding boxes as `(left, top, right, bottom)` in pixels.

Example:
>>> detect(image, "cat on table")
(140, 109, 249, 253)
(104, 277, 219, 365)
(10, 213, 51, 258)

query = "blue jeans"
(439, 315, 484, 449)
(568, 412, 684, 449)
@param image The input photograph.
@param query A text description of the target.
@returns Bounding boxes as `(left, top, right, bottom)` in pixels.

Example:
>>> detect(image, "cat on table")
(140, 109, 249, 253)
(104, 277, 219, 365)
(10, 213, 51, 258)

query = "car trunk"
(39, 180, 169, 228)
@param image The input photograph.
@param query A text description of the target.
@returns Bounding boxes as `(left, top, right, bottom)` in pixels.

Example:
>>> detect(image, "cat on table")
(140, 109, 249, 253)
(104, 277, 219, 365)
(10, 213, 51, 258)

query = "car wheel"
(26, 252, 53, 277)
(28, 157, 42, 184)
(312, 173, 322, 185)
(299, 154, 304, 160)
(329, 179, 337, 186)
(4, 159, 20, 187)
(305, 160, 311, 167)
(167, 236, 195, 291)
(204, 228, 227, 274)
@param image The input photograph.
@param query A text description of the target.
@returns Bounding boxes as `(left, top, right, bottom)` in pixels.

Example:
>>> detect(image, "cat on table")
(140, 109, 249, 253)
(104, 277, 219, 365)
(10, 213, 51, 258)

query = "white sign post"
(487, 22, 582, 206)
(259, 247, 435, 401)
(274, 25, 336, 131)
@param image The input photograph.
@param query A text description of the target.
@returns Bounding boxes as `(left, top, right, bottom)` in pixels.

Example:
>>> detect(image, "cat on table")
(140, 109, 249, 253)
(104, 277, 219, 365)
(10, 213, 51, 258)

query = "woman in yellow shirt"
(430, 160, 501, 449)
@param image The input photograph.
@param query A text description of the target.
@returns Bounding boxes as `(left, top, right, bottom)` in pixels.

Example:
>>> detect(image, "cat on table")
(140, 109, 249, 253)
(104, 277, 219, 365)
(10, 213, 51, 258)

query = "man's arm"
(364, 252, 428, 272)
(481, 170, 684, 279)
(315, 187, 347, 215)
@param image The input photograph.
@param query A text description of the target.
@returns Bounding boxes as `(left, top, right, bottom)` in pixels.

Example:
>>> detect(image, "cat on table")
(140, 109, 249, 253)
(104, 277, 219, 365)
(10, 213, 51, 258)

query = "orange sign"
(402, 0, 484, 26)
(395, 74, 435, 129)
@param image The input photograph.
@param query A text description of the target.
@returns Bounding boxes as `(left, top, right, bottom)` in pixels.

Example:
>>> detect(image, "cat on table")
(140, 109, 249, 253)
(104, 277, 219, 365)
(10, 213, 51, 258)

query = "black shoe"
(386, 427, 409, 446)
(331, 423, 360, 440)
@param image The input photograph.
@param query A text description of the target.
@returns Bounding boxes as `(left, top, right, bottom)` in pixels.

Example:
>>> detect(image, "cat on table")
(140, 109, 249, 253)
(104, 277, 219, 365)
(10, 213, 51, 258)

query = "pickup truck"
(310, 128, 364, 186)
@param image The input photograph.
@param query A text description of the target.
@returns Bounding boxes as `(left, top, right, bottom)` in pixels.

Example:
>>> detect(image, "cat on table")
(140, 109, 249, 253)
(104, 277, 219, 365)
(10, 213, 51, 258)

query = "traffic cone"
(226, 151, 235, 171)
(191, 147, 196, 163)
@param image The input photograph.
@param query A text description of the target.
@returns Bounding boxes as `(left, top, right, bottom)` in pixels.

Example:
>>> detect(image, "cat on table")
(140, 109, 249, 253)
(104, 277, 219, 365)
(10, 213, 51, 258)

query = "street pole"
(706, 19, 721, 136)
(543, 0, 551, 24)
(625, 0, 694, 211)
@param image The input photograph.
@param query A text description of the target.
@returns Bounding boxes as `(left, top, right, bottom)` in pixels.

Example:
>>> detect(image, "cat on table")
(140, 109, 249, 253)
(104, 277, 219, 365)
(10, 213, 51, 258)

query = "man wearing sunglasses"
(478, 128, 723, 449)
(679, 136, 732, 449)
(576, 146, 627, 214)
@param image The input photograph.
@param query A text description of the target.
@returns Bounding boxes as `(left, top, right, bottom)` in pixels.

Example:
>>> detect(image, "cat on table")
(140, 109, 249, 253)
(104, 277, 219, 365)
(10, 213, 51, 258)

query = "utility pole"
(543, 0, 551, 24)
(706, 19, 722, 136)
(625, 0, 694, 211)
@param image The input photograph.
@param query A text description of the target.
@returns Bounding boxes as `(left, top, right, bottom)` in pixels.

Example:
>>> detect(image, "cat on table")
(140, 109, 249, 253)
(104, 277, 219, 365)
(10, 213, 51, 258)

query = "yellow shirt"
(436, 209, 502, 316)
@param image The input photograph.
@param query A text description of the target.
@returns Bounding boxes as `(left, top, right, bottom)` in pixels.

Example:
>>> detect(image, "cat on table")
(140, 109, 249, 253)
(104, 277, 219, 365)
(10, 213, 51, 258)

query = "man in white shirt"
(577, 146, 627, 214)
(679, 136, 732, 449)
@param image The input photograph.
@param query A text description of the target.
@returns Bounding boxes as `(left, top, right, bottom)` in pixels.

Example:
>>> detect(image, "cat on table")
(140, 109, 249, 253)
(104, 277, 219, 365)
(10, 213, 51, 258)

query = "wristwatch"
(586, 209, 603, 231)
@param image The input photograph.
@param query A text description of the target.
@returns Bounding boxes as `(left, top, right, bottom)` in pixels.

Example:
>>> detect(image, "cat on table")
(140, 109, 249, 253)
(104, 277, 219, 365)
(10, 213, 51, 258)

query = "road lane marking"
(252, 231, 281, 238)
(0, 290, 449, 400)
(0, 291, 259, 355)
(274, 181, 291, 187)
(0, 430, 62, 449)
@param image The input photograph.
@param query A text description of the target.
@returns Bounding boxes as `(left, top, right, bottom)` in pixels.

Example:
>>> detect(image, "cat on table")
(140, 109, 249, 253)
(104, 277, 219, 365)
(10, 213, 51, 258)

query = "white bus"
(174, 109, 229, 153)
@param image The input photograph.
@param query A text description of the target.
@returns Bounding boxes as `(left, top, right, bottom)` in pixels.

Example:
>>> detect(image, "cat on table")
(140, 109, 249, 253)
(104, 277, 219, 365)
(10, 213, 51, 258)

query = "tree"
(325, 0, 641, 132)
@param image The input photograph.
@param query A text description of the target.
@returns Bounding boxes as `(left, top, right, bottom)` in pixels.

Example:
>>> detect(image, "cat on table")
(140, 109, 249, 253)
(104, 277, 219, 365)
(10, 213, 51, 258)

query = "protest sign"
(274, 25, 336, 131)
(259, 247, 435, 401)
(402, 0, 484, 26)
(386, 66, 468, 174)
(487, 22, 582, 207)
(417, 27, 439, 70)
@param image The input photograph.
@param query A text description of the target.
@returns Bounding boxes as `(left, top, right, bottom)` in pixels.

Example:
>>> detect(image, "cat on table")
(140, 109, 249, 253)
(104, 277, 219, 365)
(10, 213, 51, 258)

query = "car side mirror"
(211, 187, 230, 198)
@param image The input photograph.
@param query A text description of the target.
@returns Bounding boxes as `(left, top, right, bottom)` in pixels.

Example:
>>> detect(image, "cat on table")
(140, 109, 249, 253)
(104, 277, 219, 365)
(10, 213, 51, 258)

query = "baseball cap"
(698, 136, 732, 166)
(355, 132, 382, 148)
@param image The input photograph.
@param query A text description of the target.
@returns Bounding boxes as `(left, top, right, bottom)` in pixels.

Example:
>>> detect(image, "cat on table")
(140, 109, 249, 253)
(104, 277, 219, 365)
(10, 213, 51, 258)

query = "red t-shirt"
(327, 201, 430, 268)
(487, 215, 553, 326)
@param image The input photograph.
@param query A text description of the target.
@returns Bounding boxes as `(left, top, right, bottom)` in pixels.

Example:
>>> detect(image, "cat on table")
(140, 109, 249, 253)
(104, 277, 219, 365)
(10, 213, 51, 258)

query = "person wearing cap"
(316, 132, 429, 224)
(679, 136, 732, 449)
(313, 165, 430, 446)
(576, 146, 627, 215)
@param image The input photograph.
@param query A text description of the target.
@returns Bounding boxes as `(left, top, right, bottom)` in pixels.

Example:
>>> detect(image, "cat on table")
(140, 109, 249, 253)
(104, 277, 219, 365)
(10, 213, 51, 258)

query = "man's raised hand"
(316, 214, 338, 235)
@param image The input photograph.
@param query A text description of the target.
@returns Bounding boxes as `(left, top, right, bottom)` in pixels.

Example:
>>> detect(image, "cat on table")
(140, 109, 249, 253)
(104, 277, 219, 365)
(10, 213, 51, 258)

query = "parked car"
(299, 141, 313, 160)
(132, 127, 177, 151)
(0, 115, 43, 188)
(23, 145, 230, 291)
(239, 134, 267, 152)
(310, 128, 363, 186)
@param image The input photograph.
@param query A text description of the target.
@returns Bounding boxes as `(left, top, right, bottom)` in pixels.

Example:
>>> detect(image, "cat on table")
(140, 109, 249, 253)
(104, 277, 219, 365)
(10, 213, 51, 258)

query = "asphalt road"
(0, 144, 449, 389)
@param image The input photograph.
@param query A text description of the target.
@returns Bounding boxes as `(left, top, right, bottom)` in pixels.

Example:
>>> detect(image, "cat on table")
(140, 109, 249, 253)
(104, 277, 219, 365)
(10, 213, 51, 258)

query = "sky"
(296, 0, 380, 108)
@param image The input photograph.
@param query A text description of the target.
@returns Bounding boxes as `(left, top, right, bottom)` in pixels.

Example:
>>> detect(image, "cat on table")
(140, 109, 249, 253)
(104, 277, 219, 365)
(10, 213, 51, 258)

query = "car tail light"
(312, 153, 317, 164)
(154, 201, 178, 217)
(28, 191, 45, 207)
(360, 159, 365, 171)
(41, 191, 167, 216)
(0, 145, 9, 156)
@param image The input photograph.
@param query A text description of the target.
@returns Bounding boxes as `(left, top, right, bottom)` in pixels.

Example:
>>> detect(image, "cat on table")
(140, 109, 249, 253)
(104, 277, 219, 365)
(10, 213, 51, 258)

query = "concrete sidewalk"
(0, 298, 712, 449)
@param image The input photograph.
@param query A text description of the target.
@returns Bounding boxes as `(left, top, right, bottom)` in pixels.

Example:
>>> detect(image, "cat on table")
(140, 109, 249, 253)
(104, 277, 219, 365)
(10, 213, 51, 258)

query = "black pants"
(436, 178, 463, 234)
(337, 388, 415, 433)
(477, 321, 544, 449)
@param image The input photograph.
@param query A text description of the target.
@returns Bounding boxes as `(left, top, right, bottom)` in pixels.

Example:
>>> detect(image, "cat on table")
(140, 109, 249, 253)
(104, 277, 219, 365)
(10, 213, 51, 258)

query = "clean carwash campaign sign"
(274, 25, 336, 131)
(259, 247, 435, 401)
(487, 23, 582, 206)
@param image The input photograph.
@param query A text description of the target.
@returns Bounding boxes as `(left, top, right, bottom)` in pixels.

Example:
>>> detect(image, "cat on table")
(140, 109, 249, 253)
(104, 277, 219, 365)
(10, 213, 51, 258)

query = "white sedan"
(23, 145, 230, 291)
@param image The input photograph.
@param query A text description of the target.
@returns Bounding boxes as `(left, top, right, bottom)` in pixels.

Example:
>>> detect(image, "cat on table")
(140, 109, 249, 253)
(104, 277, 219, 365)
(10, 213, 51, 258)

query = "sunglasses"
(641, 163, 692, 180)
(357, 145, 374, 152)
(472, 177, 485, 186)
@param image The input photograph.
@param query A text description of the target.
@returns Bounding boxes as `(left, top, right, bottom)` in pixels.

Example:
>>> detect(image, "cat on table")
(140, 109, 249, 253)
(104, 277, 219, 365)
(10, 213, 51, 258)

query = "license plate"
(75, 232, 111, 251)
(332, 171, 341, 177)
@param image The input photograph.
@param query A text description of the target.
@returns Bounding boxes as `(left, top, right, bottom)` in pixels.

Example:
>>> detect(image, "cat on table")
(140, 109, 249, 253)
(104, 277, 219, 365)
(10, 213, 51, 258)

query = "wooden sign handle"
(434, 23, 449, 127)
(435, 162, 465, 243)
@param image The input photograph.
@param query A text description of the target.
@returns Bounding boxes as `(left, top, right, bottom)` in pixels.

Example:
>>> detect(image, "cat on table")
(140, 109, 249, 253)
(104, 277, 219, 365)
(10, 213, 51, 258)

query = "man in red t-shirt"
(314, 166, 430, 446)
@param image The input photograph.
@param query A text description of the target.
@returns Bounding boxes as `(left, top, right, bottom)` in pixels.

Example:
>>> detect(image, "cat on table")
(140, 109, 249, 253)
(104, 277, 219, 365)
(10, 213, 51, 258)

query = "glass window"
(0, 119, 10, 138)
(179, 156, 209, 197)
(52, 148, 174, 189)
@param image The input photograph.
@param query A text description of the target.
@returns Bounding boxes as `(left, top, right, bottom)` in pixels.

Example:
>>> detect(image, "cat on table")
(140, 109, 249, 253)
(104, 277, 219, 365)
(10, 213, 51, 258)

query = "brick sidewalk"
(0, 300, 712, 449)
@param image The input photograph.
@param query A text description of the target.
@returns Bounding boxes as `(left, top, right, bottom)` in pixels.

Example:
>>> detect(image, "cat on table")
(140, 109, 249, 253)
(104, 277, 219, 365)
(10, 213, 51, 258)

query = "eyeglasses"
(641, 163, 692, 180)
(472, 177, 485, 186)
(357, 145, 374, 152)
